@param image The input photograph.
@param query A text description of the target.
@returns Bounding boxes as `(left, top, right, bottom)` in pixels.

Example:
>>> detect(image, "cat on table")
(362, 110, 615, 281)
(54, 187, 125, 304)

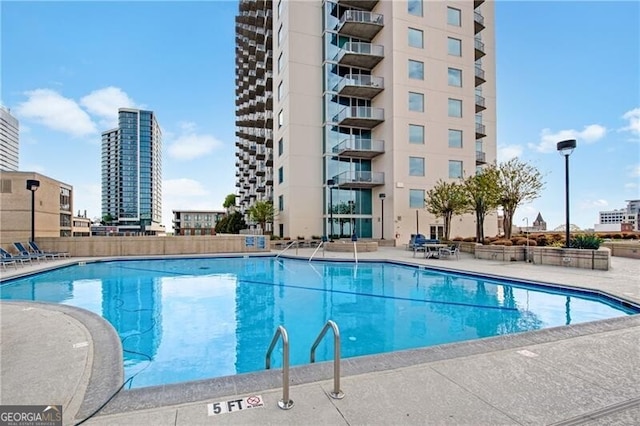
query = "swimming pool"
(0, 256, 636, 388)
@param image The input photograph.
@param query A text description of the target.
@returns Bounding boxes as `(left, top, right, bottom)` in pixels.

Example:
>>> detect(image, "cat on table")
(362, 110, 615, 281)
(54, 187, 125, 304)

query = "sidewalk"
(1, 249, 638, 425)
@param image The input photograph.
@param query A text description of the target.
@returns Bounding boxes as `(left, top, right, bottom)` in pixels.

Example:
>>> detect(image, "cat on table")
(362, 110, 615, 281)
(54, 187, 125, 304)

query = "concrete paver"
(0, 249, 639, 425)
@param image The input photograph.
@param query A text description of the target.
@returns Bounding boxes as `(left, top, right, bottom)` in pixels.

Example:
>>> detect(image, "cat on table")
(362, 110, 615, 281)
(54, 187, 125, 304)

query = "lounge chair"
(13, 242, 50, 262)
(0, 248, 32, 266)
(28, 241, 69, 258)
(1, 258, 18, 270)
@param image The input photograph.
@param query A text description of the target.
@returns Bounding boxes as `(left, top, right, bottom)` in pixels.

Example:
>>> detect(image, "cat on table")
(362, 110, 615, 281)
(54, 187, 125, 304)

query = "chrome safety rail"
(310, 320, 345, 399)
(308, 241, 325, 262)
(275, 240, 298, 259)
(265, 325, 294, 410)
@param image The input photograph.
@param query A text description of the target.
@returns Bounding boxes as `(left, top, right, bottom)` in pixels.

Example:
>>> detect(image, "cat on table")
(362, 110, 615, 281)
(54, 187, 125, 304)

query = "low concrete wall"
(475, 244, 610, 270)
(601, 242, 640, 259)
(33, 235, 270, 257)
(325, 241, 378, 252)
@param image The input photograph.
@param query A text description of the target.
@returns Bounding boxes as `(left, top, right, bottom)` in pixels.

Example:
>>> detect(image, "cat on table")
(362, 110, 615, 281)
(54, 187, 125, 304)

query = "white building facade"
(0, 106, 19, 171)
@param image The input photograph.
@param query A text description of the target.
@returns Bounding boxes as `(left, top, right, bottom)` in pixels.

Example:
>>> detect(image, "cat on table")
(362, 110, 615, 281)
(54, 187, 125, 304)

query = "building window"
(278, 82, 283, 101)
(409, 189, 425, 208)
(278, 52, 283, 72)
(448, 37, 462, 56)
(409, 157, 425, 176)
(409, 92, 424, 112)
(448, 129, 463, 148)
(278, 110, 284, 127)
(448, 68, 462, 87)
(409, 124, 424, 144)
(408, 27, 423, 48)
(448, 98, 462, 117)
(449, 160, 463, 178)
(279, 223, 284, 237)
(278, 24, 283, 46)
(447, 7, 461, 26)
(278, 138, 284, 156)
(278, 166, 284, 183)
(278, 195, 284, 211)
(408, 60, 424, 80)
(408, 0, 422, 16)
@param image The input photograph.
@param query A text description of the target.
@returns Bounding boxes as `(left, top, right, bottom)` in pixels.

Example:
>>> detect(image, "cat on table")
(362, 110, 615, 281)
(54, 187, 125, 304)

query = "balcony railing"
(338, 0, 379, 10)
(334, 74, 384, 98)
(474, 38, 486, 59)
(474, 11, 485, 33)
(475, 94, 486, 112)
(332, 170, 384, 188)
(338, 10, 384, 40)
(333, 106, 384, 128)
(335, 42, 384, 69)
(332, 138, 384, 159)
(475, 123, 487, 137)
(476, 151, 487, 164)
(475, 66, 486, 86)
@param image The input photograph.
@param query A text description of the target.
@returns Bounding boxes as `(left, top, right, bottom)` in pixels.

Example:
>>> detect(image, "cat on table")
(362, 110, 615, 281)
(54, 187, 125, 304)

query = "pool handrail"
(308, 240, 325, 262)
(265, 325, 294, 410)
(275, 240, 299, 258)
(310, 320, 345, 399)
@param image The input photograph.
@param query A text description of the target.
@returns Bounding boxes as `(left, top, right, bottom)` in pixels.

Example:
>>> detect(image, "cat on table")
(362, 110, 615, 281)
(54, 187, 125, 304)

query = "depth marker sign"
(207, 395, 264, 416)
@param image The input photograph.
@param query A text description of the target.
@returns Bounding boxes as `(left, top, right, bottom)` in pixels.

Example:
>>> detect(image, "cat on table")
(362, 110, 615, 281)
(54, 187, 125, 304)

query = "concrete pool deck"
(1, 248, 639, 425)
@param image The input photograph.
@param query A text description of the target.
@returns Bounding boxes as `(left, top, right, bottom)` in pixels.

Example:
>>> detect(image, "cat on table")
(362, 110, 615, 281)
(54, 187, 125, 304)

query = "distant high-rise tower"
(0, 106, 19, 171)
(235, 0, 497, 240)
(101, 108, 163, 234)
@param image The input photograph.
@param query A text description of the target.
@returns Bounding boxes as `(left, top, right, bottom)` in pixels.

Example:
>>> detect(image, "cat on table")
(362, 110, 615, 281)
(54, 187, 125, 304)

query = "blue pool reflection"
(1, 257, 636, 388)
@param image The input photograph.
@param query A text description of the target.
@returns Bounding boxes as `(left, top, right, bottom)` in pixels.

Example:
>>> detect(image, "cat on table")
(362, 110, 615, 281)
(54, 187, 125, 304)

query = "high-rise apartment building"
(101, 108, 164, 234)
(0, 105, 20, 171)
(235, 0, 496, 241)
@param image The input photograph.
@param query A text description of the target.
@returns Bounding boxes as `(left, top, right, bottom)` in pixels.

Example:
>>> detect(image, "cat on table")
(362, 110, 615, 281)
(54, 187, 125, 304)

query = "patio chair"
(439, 243, 460, 260)
(28, 241, 69, 258)
(1, 258, 18, 270)
(0, 248, 32, 266)
(13, 242, 50, 262)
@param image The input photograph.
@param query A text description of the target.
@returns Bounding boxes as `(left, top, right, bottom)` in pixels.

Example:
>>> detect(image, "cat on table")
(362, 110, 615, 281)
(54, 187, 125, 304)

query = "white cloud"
(629, 165, 640, 178)
(624, 182, 638, 189)
(164, 178, 211, 198)
(167, 124, 223, 160)
(529, 124, 607, 153)
(620, 108, 640, 138)
(15, 89, 96, 137)
(80, 87, 137, 129)
(497, 144, 523, 161)
(578, 199, 609, 210)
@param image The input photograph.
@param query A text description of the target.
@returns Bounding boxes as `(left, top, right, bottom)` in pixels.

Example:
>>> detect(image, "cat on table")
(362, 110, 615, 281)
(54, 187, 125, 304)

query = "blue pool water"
(0, 257, 636, 388)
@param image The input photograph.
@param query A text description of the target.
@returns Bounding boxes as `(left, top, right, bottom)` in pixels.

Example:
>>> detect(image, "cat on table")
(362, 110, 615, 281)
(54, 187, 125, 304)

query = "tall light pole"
(379, 193, 386, 239)
(26, 179, 40, 242)
(327, 179, 335, 241)
(557, 139, 577, 248)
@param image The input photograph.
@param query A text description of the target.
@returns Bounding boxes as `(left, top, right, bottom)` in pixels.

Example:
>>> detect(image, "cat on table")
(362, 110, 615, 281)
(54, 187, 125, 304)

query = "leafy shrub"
(536, 235, 549, 247)
(571, 234, 603, 249)
(611, 233, 623, 240)
(491, 239, 513, 246)
(598, 233, 611, 239)
(622, 233, 639, 240)
(452, 236, 463, 241)
(463, 237, 476, 242)
(483, 237, 492, 245)
(271, 235, 281, 240)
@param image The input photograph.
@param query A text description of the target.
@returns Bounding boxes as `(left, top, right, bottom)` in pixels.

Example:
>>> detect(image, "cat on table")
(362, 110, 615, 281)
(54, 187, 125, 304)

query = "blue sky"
(2, 1, 638, 232)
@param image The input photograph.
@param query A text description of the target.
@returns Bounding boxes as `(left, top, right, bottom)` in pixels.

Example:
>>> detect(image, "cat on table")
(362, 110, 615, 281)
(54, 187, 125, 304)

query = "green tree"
(215, 211, 247, 234)
(223, 194, 237, 211)
(101, 213, 114, 225)
(464, 165, 501, 243)
(247, 200, 274, 232)
(497, 158, 545, 239)
(424, 180, 469, 241)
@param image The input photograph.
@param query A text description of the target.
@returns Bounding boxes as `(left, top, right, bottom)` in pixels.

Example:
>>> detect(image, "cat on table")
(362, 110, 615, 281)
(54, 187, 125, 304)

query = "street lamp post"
(327, 179, 335, 242)
(379, 193, 386, 239)
(26, 179, 40, 242)
(557, 139, 577, 248)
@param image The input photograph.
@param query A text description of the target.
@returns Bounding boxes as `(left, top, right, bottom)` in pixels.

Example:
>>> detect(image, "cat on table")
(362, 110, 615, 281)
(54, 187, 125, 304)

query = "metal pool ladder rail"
(265, 325, 294, 410)
(275, 240, 298, 258)
(310, 320, 345, 399)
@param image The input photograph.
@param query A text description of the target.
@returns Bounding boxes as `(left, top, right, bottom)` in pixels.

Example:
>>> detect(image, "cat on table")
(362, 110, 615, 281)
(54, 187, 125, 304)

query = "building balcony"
(332, 138, 384, 159)
(333, 106, 384, 128)
(265, 153, 273, 166)
(334, 74, 384, 99)
(335, 42, 384, 69)
(474, 0, 485, 8)
(474, 38, 486, 60)
(475, 94, 486, 112)
(476, 151, 487, 165)
(248, 144, 257, 154)
(337, 10, 384, 40)
(474, 11, 485, 34)
(256, 145, 266, 159)
(338, 0, 378, 10)
(475, 123, 487, 138)
(332, 170, 385, 188)
(475, 66, 486, 86)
